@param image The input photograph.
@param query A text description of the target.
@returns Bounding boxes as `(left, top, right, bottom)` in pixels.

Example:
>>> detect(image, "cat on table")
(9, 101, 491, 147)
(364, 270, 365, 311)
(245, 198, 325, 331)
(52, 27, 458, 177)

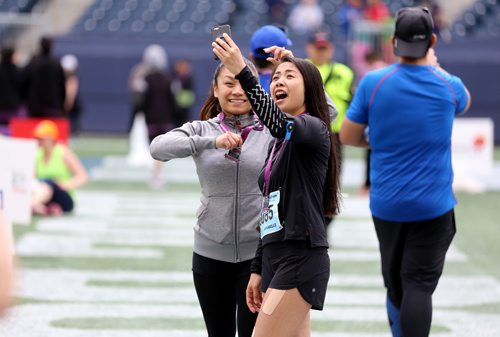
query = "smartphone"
(211, 24, 231, 60)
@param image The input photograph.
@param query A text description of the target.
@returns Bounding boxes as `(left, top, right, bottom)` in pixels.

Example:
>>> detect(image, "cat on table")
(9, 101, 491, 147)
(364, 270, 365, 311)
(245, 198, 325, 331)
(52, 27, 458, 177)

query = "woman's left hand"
(212, 33, 246, 76)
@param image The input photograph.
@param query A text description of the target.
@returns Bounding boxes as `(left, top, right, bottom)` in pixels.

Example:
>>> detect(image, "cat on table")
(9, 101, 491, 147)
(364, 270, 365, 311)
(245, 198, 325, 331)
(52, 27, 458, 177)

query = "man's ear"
(429, 34, 437, 48)
(390, 35, 395, 47)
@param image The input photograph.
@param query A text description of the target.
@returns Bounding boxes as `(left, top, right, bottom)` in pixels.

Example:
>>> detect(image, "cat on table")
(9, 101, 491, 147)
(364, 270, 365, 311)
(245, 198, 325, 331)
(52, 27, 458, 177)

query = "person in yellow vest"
(307, 31, 354, 227)
(306, 31, 355, 136)
(31, 120, 88, 215)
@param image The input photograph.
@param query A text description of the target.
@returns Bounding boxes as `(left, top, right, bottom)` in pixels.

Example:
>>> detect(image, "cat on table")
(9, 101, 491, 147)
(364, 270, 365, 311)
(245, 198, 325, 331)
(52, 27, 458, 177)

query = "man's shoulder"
(363, 64, 398, 82)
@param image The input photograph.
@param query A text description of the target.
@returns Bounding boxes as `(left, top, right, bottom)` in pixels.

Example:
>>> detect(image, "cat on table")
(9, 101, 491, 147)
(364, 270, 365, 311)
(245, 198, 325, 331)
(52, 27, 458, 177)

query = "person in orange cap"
(32, 120, 88, 215)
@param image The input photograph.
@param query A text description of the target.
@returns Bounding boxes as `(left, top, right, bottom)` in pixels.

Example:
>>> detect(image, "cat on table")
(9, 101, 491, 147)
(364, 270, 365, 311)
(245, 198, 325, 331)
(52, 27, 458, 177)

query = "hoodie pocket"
(238, 193, 264, 243)
(197, 195, 234, 244)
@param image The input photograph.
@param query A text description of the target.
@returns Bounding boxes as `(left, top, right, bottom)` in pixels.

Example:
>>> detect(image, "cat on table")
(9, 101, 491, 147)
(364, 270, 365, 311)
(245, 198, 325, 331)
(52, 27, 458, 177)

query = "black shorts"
(261, 240, 330, 310)
(44, 179, 74, 212)
(373, 209, 456, 306)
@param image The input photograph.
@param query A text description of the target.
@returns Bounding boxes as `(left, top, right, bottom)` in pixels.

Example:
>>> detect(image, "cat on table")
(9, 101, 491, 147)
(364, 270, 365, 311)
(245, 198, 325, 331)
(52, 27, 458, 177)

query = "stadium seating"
(0, 0, 41, 13)
(452, 0, 500, 37)
(70, 0, 357, 37)
(71, 0, 239, 36)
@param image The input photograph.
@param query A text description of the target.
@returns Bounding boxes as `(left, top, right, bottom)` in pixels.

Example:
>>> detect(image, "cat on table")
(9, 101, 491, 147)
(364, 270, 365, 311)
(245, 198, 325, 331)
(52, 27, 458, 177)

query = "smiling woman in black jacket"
(213, 34, 341, 337)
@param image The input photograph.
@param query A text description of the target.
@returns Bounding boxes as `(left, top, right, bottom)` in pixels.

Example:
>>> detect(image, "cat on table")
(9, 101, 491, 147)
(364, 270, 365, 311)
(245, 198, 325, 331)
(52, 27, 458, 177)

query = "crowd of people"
(0, 36, 82, 135)
(149, 4, 470, 337)
(1, 3, 472, 337)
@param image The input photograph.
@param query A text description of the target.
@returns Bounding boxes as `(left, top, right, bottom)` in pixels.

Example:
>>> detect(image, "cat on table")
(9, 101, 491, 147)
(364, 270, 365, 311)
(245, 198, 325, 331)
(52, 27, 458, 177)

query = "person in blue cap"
(249, 25, 292, 94)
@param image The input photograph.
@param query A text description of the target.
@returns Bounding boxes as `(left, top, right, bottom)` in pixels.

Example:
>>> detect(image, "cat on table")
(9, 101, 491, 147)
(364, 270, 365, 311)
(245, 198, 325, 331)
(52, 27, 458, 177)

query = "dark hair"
(1, 47, 14, 64)
(252, 55, 273, 69)
(199, 58, 258, 121)
(40, 36, 52, 56)
(273, 56, 341, 216)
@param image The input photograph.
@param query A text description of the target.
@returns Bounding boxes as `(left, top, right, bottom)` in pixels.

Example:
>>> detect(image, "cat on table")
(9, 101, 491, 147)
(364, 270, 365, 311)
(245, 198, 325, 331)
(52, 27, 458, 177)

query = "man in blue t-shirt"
(340, 6, 471, 337)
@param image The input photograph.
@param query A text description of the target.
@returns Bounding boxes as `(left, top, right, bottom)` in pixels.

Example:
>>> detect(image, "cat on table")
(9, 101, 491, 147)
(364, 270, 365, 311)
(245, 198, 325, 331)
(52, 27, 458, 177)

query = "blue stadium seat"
(67, 0, 500, 40)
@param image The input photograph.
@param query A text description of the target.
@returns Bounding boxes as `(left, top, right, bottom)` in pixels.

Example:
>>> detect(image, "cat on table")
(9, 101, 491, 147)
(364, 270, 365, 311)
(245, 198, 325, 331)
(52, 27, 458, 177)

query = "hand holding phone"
(211, 25, 231, 60)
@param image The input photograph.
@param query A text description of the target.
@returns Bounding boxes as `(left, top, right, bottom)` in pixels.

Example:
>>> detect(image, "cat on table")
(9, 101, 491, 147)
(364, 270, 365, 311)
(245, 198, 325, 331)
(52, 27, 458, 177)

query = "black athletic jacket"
(235, 66, 330, 274)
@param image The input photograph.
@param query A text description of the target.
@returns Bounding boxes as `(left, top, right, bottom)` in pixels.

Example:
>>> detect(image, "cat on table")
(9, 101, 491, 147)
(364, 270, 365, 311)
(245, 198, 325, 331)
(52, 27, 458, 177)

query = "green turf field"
(3, 135, 499, 337)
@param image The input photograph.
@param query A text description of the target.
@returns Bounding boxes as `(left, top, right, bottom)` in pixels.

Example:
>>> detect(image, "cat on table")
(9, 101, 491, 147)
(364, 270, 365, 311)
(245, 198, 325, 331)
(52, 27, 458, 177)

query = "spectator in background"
(127, 47, 152, 131)
(0, 46, 23, 135)
(0, 209, 14, 316)
(249, 25, 292, 93)
(420, 0, 449, 42)
(364, 0, 390, 22)
(338, 0, 365, 39)
(22, 36, 66, 118)
(171, 58, 195, 126)
(306, 31, 354, 157)
(31, 120, 88, 216)
(61, 54, 82, 135)
(140, 44, 177, 189)
(357, 51, 387, 196)
(341, 7, 471, 337)
(287, 0, 324, 35)
(265, 0, 288, 25)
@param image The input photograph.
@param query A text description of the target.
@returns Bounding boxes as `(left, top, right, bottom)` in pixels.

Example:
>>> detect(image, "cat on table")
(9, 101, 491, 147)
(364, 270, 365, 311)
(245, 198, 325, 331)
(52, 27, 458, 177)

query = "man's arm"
(340, 118, 370, 148)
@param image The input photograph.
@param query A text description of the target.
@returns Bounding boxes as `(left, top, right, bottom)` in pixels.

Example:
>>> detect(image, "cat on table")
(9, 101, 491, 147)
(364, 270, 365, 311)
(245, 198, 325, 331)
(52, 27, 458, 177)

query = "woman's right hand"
(215, 131, 242, 150)
(246, 273, 263, 313)
(263, 46, 294, 66)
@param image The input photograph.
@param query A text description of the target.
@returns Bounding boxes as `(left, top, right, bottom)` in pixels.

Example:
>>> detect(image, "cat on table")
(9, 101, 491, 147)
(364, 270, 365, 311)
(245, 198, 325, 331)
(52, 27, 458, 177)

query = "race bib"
(260, 190, 283, 238)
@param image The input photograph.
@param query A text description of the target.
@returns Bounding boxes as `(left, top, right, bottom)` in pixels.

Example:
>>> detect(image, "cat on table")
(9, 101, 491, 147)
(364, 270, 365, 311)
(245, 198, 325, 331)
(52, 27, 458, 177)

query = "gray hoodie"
(150, 114, 272, 263)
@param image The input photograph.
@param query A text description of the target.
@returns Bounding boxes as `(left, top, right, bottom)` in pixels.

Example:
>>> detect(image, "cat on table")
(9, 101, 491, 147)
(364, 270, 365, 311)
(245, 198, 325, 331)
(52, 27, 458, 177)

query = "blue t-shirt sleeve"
(346, 76, 369, 125)
(439, 70, 469, 114)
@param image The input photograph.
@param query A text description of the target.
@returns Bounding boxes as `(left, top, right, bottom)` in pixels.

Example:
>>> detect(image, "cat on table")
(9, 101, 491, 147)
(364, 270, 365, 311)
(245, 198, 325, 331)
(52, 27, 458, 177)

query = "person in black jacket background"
(0, 46, 23, 134)
(22, 36, 66, 118)
(140, 44, 177, 188)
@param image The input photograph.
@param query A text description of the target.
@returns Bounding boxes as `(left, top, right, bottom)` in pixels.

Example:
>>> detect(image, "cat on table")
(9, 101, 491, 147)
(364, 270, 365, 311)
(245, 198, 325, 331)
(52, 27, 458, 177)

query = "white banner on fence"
(452, 118, 494, 192)
(0, 137, 37, 225)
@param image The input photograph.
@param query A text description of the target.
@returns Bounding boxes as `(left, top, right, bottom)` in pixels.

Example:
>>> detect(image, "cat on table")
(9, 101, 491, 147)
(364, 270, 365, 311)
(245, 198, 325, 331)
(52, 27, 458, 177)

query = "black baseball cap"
(394, 7, 434, 58)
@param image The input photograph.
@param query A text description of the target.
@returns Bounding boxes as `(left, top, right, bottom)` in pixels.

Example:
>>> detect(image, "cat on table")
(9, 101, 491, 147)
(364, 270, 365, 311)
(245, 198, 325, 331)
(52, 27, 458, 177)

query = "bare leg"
(31, 181, 54, 215)
(149, 160, 165, 189)
(253, 288, 311, 337)
(293, 311, 310, 337)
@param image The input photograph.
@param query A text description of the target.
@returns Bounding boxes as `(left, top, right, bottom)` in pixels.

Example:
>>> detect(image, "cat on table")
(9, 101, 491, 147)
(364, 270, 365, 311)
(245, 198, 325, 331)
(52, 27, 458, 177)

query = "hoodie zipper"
(234, 160, 240, 262)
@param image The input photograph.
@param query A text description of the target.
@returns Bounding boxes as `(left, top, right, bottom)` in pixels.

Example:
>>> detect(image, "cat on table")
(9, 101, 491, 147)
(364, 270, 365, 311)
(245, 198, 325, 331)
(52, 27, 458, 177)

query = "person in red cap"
(31, 120, 88, 215)
(306, 31, 355, 136)
(306, 30, 355, 226)
(341, 6, 471, 337)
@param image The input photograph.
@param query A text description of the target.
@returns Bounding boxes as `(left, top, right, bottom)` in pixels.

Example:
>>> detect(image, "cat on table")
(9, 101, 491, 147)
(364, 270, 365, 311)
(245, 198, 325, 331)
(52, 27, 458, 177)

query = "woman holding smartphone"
(150, 58, 270, 337)
(213, 34, 341, 337)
